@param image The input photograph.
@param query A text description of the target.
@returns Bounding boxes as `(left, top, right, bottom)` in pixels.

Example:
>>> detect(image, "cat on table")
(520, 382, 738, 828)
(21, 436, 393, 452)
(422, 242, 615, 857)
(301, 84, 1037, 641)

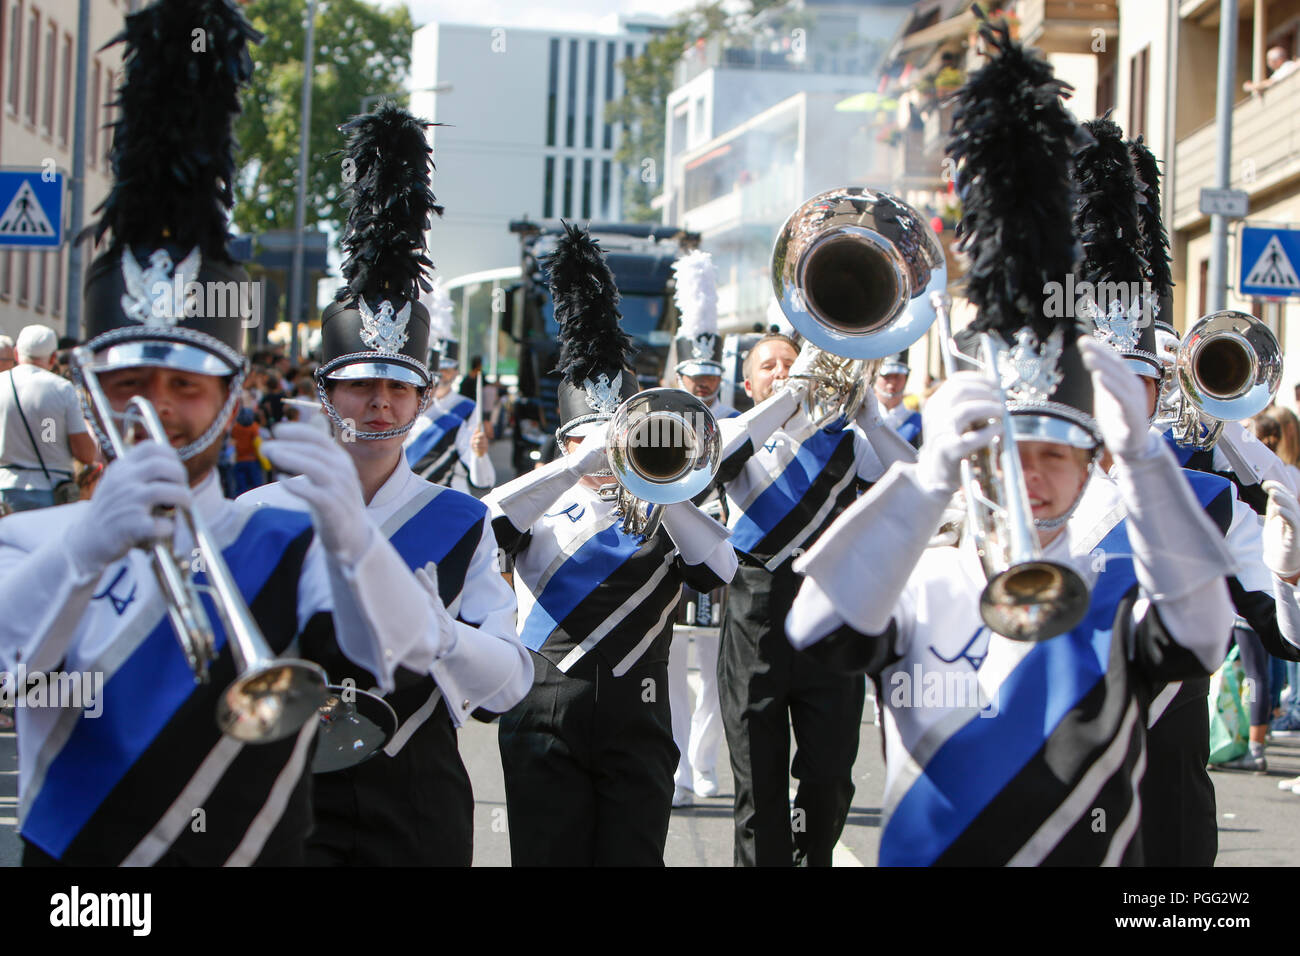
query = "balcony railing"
(1017, 0, 1119, 54)
(1172, 71, 1300, 230)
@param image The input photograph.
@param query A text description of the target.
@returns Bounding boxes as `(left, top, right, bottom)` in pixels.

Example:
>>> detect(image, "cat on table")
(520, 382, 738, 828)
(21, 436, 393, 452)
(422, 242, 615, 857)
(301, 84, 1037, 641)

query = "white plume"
(422, 277, 456, 341)
(672, 250, 718, 340)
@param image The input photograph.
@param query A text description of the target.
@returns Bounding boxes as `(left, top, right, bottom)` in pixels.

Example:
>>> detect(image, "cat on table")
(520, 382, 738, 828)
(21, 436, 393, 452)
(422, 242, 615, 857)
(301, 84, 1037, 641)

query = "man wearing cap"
(0, 0, 487, 867)
(243, 105, 528, 866)
(404, 279, 494, 493)
(486, 224, 737, 865)
(0, 324, 97, 513)
(875, 351, 923, 448)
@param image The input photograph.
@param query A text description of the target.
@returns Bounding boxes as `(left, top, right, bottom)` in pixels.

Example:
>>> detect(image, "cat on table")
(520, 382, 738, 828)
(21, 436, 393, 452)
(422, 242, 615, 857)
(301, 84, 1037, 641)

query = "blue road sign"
(1240, 225, 1300, 299)
(0, 168, 63, 247)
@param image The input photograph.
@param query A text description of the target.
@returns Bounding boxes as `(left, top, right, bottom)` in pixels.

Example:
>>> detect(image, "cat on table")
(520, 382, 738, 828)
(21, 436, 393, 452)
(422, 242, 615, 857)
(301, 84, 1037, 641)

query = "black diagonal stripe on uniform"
(1202, 481, 1234, 534)
(741, 431, 858, 562)
(535, 533, 679, 666)
(716, 440, 757, 486)
(426, 450, 460, 486)
(590, 564, 686, 671)
(933, 589, 1142, 866)
(59, 524, 313, 866)
(1229, 576, 1300, 662)
(433, 518, 481, 616)
(676, 552, 728, 594)
(414, 427, 459, 480)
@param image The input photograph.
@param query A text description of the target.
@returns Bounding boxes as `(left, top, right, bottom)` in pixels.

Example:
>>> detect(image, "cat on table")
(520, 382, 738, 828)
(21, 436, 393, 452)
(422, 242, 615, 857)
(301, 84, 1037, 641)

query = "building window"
(103, 68, 115, 165)
(1129, 45, 1149, 141)
(582, 158, 592, 220)
(563, 157, 573, 218)
(52, 247, 62, 315)
(59, 32, 71, 145)
(89, 60, 101, 167)
(0, 250, 11, 299)
(6, 1, 22, 115)
(543, 156, 555, 218)
(1097, 63, 1117, 118)
(546, 38, 559, 148)
(603, 42, 615, 150)
(42, 20, 56, 134)
(1198, 258, 1209, 316)
(601, 159, 611, 219)
(566, 39, 577, 148)
(25, 6, 40, 125)
(34, 250, 47, 312)
(17, 250, 29, 306)
(584, 40, 596, 149)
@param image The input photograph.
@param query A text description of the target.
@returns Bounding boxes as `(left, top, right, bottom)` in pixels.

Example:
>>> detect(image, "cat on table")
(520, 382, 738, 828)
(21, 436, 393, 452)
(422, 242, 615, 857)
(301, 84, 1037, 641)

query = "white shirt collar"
(367, 453, 416, 512)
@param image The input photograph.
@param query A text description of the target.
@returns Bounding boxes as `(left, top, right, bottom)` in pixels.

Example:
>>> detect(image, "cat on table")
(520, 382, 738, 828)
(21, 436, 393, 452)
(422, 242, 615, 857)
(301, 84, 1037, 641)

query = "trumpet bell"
(981, 561, 1090, 643)
(607, 388, 721, 506)
(311, 685, 400, 773)
(771, 187, 947, 360)
(217, 659, 329, 744)
(1178, 310, 1281, 424)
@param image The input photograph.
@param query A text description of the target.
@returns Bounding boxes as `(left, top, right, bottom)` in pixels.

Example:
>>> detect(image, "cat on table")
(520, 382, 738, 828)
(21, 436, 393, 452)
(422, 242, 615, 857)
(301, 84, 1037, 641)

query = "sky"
(371, 0, 701, 33)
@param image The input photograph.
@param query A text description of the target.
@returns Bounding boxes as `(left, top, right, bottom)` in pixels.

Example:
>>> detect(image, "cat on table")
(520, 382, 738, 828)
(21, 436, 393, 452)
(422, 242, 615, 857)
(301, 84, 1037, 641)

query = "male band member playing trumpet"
(240, 105, 528, 867)
(711, 192, 927, 865)
(485, 224, 737, 866)
(787, 18, 1235, 865)
(0, 0, 454, 867)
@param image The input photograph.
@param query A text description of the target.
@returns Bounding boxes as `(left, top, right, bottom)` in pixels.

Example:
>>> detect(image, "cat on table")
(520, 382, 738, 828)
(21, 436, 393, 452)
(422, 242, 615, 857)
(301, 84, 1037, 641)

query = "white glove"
(914, 371, 1002, 495)
(563, 421, 609, 476)
(260, 422, 376, 566)
(1263, 479, 1300, 578)
(1079, 336, 1158, 461)
(65, 442, 192, 579)
(1154, 328, 1179, 370)
(855, 380, 884, 431)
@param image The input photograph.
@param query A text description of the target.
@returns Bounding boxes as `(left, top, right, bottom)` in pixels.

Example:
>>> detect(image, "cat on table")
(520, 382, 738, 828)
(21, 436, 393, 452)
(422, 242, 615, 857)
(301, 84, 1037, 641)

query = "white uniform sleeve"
(0, 507, 101, 674)
(425, 515, 530, 724)
(660, 500, 737, 582)
(483, 454, 579, 535)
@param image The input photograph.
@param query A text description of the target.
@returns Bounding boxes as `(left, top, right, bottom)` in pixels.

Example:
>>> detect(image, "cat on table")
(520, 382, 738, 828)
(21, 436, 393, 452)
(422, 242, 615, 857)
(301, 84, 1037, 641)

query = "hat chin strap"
(314, 375, 432, 442)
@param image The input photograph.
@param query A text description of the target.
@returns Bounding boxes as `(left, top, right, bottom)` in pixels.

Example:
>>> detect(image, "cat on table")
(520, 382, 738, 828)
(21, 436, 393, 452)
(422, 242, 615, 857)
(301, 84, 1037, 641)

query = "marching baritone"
(0, 0, 454, 866)
(240, 105, 529, 866)
(485, 224, 737, 865)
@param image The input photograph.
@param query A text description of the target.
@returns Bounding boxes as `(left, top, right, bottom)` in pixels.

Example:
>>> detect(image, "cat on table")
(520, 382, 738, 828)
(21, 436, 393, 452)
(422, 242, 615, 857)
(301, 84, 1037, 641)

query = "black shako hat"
(947, 10, 1099, 450)
(549, 222, 640, 442)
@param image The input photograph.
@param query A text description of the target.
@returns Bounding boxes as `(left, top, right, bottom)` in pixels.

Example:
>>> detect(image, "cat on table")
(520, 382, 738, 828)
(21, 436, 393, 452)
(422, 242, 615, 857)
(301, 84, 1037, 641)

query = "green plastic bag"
(1208, 646, 1249, 765)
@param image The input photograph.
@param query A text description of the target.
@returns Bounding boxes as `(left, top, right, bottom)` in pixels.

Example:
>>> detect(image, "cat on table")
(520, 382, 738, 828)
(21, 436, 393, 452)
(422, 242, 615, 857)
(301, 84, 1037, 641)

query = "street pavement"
(1, 435, 1299, 866)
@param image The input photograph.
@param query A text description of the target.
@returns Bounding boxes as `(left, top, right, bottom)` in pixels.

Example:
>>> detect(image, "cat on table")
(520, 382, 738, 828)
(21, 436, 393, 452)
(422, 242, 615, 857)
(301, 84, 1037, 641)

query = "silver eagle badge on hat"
(1087, 296, 1141, 352)
(120, 245, 203, 326)
(358, 296, 412, 355)
(582, 372, 621, 415)
(998, 326, 1065, 405)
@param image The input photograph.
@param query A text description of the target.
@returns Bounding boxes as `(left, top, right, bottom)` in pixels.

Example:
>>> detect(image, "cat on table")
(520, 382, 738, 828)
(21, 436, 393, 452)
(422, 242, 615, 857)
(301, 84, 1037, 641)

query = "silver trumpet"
(1160, 311, 1282, 449)
(599, 388, 721, 538)
(932, 298, 1090, 643)
(770, 187, 948, 425)
(71, 347, 329, 743)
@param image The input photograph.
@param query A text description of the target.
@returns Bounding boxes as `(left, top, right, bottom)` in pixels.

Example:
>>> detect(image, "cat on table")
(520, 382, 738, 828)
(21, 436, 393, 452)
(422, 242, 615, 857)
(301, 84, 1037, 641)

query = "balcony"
(922, 99, 956, 159)
(1017, 0, 1119, 54)
(681, 190, 743, 235)
(892, 126, 946, 192)
(1171, 70, 1300, 230)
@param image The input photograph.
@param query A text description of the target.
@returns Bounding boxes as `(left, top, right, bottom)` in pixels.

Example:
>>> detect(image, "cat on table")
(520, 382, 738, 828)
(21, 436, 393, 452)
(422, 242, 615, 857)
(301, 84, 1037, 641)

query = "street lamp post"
(287, 0, 319, 365)
(1209, 0, 1238, 313)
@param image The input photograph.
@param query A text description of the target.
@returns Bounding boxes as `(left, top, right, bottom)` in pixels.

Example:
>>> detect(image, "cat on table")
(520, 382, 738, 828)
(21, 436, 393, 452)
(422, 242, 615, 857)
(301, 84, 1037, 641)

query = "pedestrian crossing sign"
(1240, 226, 1300, 298)
(0, 168, 63, 248)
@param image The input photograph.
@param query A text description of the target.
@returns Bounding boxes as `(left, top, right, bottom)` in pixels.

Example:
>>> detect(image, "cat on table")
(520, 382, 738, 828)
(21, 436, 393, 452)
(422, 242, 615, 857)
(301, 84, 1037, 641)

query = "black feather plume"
(88, 0, 263, 258)
(1073, 117, 1148, 300)
(335, 103, 443, 306)
(946, 12, 1080, 340)
(1128, 136, 1174, 304)
(548, 222, 635, 384)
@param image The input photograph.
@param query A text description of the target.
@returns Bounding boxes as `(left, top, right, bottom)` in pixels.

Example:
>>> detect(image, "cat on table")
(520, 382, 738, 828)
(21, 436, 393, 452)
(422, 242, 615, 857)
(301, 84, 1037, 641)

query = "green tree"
(234, 0, 415, 238)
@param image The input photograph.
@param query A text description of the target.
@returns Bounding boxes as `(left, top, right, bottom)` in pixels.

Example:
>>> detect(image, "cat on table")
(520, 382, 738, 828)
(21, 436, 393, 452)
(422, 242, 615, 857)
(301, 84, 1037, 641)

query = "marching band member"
(241, 105, 529, 866)
(666, 249, 734, 804)
(404, 278, 495, 493)
(485, 224, 737, 865)
(875, 350, 923, 448)
(711, 253, 922, 863)
(787, 18, 1235, 865)
(0, 0, 444, 866)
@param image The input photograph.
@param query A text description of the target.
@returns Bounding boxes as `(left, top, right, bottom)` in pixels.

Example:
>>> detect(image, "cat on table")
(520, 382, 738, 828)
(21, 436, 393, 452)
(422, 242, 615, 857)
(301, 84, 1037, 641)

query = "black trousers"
(719, 561, 866, 867)
(1140, 676, 1217, 866)
(498, 651, 677, 866)
(306, 698, 474, 867)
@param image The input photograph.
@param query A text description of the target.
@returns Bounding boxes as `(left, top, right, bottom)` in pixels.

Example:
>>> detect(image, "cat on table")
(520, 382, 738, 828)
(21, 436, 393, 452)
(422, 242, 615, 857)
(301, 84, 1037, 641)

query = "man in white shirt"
(0, 325, 97, 511)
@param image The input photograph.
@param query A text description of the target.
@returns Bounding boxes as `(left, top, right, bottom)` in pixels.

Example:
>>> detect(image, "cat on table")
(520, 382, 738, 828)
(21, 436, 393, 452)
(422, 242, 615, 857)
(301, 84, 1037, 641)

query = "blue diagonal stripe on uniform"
(518, 522, 643, 651)
(405, 399, 476, 466)
(730, 427, 852, 553)
(879, 471, 1225, 866)
(1162, 428, 1197, 466)
(387, 488, 486, 605)
(23, 506, 312, 857)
